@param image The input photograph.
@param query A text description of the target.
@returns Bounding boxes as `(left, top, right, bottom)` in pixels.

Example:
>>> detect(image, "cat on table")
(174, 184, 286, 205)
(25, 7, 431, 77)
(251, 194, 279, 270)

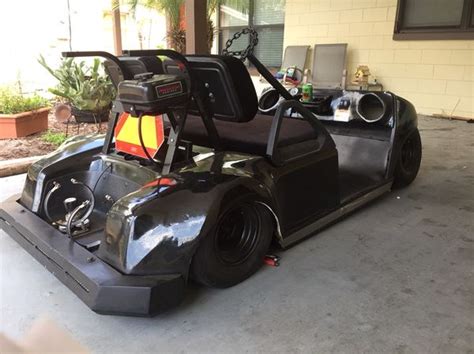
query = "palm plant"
(129, 0, 234, 53)
(207, 0, 221, 52)
(129, 0, 185, 51)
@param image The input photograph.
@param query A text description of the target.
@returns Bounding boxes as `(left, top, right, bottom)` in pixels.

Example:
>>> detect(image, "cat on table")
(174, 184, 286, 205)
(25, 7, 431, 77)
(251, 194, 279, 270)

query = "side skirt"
(281, 181, 392, 248)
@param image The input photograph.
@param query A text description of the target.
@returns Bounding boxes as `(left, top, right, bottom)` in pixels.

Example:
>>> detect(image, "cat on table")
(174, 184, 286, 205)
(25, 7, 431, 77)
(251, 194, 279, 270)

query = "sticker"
(114, 113, 165, 158)
(334, 109, 351, 122)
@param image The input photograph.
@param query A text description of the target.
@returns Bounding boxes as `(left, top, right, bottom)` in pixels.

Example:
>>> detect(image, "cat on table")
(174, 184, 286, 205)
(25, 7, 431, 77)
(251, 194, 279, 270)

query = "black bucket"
(72, 107, 110, 124)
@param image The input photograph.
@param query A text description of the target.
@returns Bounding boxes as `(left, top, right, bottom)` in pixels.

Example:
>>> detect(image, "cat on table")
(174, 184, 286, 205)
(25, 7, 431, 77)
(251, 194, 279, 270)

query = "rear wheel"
(191, 193, 274, 288)
(393, 129, 422, 188)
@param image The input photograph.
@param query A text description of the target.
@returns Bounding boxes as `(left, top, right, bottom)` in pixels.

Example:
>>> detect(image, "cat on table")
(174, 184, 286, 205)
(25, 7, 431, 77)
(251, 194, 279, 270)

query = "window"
(218, 0, 285, 68)
(394, 0, 474, 40)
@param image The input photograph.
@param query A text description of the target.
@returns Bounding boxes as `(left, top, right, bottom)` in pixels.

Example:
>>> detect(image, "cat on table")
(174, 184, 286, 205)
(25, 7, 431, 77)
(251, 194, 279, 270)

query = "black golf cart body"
(0, 36, 421, 316)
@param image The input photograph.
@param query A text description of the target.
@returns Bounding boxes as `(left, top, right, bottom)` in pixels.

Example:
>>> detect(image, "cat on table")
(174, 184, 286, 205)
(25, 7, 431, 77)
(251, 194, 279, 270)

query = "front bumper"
(0, 198, 185, 316)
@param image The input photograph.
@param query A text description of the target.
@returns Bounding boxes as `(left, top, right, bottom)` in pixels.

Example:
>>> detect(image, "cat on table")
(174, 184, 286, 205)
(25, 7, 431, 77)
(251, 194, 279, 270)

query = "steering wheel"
(222, 27, 259, 61)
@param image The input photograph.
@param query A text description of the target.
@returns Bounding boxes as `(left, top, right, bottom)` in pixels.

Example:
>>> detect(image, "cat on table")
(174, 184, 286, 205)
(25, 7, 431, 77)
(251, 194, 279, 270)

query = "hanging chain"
(222, 27, 259, 61)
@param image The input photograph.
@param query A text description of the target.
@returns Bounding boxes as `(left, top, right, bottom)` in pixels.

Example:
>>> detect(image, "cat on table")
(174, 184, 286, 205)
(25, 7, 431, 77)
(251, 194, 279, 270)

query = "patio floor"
(1, 116, 473, 353)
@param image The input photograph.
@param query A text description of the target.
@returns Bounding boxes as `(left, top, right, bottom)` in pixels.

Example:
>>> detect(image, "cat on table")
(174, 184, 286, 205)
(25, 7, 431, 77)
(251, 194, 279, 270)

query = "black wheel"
(393, 129, 422, 188)
(191, 193, 274, 288)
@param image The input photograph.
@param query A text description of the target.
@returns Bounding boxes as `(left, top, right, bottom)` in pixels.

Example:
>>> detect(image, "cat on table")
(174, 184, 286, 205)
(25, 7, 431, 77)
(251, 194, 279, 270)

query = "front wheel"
(191, 193, 274, 288)
(393, 129, 422, 188)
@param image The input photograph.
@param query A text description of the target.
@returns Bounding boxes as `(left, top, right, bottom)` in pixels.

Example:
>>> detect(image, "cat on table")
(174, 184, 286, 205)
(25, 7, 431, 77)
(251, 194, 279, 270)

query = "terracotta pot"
(0, 108, 50, 139)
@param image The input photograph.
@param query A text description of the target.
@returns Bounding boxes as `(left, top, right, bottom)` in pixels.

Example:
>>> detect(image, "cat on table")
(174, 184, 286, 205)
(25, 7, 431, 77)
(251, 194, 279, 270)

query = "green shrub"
(41, 130, 67, 146)
(0, 88, 49, 114)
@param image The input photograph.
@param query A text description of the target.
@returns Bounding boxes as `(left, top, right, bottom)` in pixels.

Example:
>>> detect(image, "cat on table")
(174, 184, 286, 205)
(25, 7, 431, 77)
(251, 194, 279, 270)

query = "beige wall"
(284, 0, 474, 118)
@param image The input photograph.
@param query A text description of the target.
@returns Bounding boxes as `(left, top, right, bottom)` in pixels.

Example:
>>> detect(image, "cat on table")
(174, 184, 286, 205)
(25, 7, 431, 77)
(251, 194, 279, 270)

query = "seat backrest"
(104, 56, 164, 87)
(312, 43, 347, 89)
(163, 55, 258, 123)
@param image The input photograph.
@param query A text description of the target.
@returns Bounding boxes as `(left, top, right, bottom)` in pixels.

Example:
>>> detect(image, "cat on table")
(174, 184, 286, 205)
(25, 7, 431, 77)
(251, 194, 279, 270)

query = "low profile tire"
(393, 129, 422, 188)
(191, 193, 274, 288)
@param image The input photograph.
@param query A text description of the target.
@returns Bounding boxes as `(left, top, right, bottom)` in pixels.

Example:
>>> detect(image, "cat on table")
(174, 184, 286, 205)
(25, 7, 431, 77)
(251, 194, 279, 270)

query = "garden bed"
(0, 113, 104, 161)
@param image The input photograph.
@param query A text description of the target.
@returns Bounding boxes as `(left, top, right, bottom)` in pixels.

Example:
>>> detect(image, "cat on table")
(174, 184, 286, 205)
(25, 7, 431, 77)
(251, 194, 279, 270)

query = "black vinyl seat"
(162, 55, 321, 157)
(105, 53, 322, 159)
(120, 54, 321, 157)
(181, 114, 318, 156)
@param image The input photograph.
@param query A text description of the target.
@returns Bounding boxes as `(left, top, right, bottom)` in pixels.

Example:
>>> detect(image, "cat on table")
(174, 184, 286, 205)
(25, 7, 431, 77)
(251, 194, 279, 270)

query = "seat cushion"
(181, 114, 317, 156)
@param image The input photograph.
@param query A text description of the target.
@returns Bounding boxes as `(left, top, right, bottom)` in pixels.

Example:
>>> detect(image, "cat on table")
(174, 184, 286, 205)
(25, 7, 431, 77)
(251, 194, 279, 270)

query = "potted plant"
(0, 88, 50, 139)
(38, 56, 115, 123)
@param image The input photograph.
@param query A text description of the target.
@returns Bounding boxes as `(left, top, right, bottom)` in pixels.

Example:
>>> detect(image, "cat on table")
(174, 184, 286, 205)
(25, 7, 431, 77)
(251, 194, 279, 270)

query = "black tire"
(191, 193, 274, 288)
(393, 129, 422, 188)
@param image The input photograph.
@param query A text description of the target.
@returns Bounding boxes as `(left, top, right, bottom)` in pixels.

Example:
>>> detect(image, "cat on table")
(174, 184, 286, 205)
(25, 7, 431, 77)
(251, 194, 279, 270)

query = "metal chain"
(222, 27, 259, 61)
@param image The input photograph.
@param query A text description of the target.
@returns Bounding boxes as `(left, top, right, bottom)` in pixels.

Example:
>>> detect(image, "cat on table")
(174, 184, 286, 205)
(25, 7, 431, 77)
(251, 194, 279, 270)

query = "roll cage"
(61, 48, 326, 169)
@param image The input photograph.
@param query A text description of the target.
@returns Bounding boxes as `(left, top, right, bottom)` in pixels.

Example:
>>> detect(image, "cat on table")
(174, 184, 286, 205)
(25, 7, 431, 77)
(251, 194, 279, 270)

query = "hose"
(43, 178, 95, 235)
(66, 200, 90, 238)
(44, 181, 61, 222)
(70, 178, 95, 221)
(62, 179, 95, 236)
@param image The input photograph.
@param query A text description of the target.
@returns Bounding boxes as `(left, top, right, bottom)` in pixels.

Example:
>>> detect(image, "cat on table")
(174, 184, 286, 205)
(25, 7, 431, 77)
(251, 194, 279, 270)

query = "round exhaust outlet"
(258, 88, 283, 113)
(356, 93, 387, 123)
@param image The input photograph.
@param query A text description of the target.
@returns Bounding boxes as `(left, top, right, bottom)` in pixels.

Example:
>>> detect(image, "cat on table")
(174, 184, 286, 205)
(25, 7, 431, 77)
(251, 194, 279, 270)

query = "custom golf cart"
(0, 29, 421, 316)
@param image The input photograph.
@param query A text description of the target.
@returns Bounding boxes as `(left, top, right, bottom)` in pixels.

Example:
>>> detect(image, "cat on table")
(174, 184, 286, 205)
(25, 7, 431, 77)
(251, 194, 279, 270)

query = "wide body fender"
(98, 152, 275, 277)
(21, 134, 105, 212)
(396, 95, 418, 138)
(384, 95, 419, 177)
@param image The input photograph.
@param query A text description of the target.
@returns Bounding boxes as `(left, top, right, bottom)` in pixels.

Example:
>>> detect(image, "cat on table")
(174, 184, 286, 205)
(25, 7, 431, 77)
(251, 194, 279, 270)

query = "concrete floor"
(0, 116, 473, 353)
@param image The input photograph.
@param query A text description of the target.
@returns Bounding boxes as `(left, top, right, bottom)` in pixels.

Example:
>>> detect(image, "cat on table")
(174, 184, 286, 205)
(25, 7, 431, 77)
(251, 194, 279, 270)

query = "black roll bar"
(266, 100, 333, 166)
(247, 54, 294, 101)
(62, 49, 221, 160)
(123, 49, 220, 150)
(62, 51, 133, 80)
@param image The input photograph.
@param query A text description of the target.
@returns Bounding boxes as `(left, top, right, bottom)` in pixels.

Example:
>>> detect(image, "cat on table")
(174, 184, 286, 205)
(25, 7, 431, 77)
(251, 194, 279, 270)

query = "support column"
(185, 0, 207, 54)
(112, 2, 123, 55)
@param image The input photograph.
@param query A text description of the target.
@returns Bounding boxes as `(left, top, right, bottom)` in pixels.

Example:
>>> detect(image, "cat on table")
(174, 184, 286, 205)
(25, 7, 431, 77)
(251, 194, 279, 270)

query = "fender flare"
(98, 172, 281, 280)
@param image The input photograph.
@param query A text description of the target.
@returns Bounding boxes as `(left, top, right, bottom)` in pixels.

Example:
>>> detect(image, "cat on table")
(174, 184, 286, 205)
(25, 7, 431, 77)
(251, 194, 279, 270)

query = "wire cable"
(138, 112, 159, 166)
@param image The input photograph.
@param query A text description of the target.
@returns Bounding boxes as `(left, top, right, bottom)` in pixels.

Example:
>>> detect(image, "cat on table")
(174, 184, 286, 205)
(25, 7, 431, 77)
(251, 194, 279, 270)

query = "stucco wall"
(284, 0, 473, 118)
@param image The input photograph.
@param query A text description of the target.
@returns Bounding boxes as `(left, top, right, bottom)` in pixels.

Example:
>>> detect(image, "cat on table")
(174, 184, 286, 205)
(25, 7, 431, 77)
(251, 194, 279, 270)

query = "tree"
(129, 0, 225, 53)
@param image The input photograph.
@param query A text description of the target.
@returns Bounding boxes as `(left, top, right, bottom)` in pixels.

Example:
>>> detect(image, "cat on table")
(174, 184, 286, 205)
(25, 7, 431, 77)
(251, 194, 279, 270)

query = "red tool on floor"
(264, 255, 281, 267)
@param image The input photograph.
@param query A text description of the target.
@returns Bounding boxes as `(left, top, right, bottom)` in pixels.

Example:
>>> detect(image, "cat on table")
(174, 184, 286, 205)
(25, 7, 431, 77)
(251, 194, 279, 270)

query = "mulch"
(0, 113, 106, 161)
